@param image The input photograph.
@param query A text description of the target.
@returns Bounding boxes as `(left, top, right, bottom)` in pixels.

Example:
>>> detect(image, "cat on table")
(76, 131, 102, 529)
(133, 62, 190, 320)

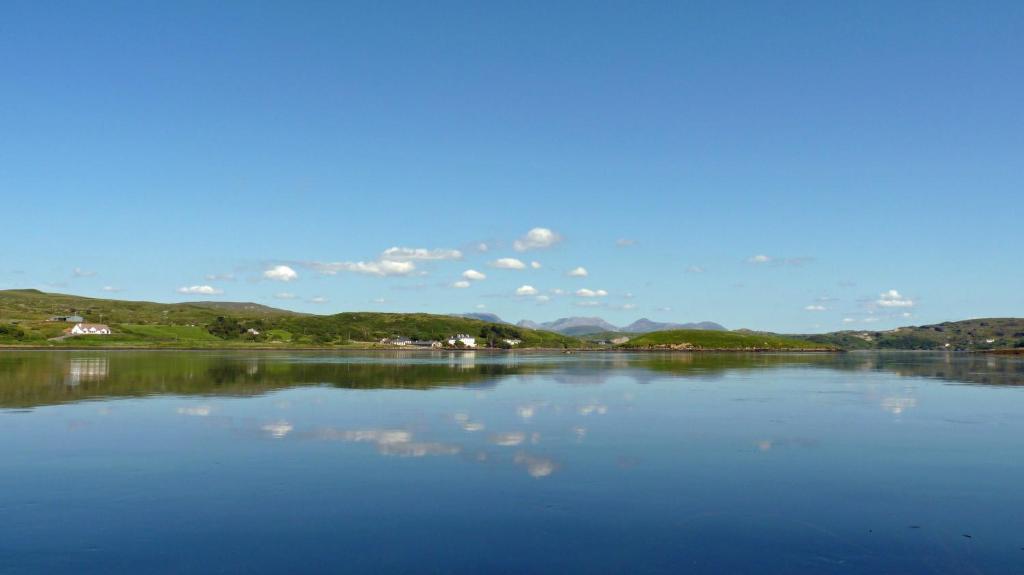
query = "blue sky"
(2, 1, 1021, 332)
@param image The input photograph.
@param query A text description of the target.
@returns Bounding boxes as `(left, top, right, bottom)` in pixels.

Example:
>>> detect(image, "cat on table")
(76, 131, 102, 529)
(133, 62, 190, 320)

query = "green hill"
(0, 289, 580, 349)
(800, 318, 1024, 351)
(619, 329, 834, 351)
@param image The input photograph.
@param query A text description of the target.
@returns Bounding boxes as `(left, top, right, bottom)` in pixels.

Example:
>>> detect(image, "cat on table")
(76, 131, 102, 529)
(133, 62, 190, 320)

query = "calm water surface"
(1, 351, 1022, 574)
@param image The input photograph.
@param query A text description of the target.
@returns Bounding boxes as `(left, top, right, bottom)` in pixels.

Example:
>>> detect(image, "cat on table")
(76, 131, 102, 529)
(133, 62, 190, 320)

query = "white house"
(503, 338, 522, 346)
(448, 333, 477, 348)
(68, 323, 112, 336)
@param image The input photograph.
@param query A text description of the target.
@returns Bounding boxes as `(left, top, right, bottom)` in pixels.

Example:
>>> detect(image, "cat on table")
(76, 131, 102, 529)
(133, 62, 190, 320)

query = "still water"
(1, 351, 1022, 573)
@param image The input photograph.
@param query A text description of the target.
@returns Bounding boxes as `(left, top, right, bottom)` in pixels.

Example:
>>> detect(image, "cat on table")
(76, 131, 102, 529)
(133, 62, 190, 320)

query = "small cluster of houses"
(48, 315, 112, 336)
(379, 333, 522, 349)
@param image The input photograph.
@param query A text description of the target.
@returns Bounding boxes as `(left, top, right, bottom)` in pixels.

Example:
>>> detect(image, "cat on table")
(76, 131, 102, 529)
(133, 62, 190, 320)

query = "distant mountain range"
(458, 313, 727, 335)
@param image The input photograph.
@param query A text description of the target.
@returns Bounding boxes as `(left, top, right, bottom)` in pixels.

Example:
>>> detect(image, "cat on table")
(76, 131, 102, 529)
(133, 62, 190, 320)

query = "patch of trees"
(479, 324, 523, 348)
(0, 324, 26, 340)
(208, 316, 245, 339)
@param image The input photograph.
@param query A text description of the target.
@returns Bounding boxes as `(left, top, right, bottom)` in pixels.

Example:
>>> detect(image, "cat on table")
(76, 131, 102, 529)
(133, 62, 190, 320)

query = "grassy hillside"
(619, 329, 834, 351)
(0, 289, 580, 348)
(801, 318, 1024, 351)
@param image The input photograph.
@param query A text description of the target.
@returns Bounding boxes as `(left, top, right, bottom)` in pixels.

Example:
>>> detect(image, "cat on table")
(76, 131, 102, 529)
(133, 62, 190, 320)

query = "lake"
(1, 351, 1022, 573)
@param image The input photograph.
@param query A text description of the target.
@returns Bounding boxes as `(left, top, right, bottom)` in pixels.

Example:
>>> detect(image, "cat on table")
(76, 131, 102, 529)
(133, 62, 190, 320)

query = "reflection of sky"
(4, 353, 1024, 572)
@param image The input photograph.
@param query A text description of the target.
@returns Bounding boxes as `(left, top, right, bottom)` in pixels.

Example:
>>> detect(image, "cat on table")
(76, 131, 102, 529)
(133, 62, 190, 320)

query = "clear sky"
(2, 1, 1021, 332)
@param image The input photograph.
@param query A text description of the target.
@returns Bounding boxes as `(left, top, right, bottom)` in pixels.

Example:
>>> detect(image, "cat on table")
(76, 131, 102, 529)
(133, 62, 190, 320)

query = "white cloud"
(550, 288, 567, 295)
(516, 285, 539, 296)
(492, 258, 527, 270)
(513, 228, 562, 252)
(310, 260, 416, 277)
(686, 265, 705, 273)
(615, 238, 637, 247)
(263, 265, 298, 282)
(462, 269, 486, 281)
(490, 432, 526, 446)
(567, 266, 588, 277)
(205, 272, 236, 281)
(72, 267, 96, 278)
(530, 261, 542, 269)
(747, 254, 772, 264)
(804, 305, 827, 311)
(372, 297, 387, 304)
(621, 303, 636, 310)
(308, 296, 329, 304)
(476, 243, 489, 252)
(876, 289, 915, 308)
(536, 295, 551, 303)
(842, 318, 856, 324)
(261, 421, 293, 438)
(452, 280, 471, 288)
(274, 292, 297, 300)
(575, 301, 602, 307)
(381, 247, 463, 261)
(514, 453, 556, 478)
(575, 288, 608, 297)
(101, 286, 122, 293)
(177, 285, 223, 295)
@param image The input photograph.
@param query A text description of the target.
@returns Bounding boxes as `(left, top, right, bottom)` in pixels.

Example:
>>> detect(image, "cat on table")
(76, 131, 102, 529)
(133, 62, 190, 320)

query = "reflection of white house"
(447, 334, 477, 348)
(68, 323, 112, 335)
(66, 357, 110, 386)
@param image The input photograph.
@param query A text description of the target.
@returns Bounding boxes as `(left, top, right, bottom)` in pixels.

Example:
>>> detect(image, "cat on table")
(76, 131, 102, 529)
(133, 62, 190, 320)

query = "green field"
(619, 329, 834, 351)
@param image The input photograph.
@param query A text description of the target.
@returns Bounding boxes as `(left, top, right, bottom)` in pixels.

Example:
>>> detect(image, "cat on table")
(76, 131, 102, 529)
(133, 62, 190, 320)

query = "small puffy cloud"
(308, 296, 329, 304)
(513, 228, 562, 252)
(804, 304, 827, 311)
(567, 266, 588, 277)
(842, 317, 856, 324)
(462, 269, 486, 281)
(310, 260, 416, 277)
(177, 285, 223, 295)
(452, 280, 471, 289)
(876, 289, 915, 308)
(615, 238, 637, 247)
(492, 258, 527, 270)
(530, 261, 542, 269)
(686, 265, 705, 273)
(621, 303, 637, 310)
(261, 421, 293, 438)
(490, 432, 526, 446)
(101, 286, 122, 293)
(575, 288, 608, 297)
(535, 295, 551, 303)
(274, 292, 297, 300)
(516, 285, 539, 296)
(263, 265, 298, 282)
(476, 243, 489, 252)
(381, 247, 463, 261)
(205, 272, 236, 281)
(747, 254, 772, 264)
(72, 267, 96, 278)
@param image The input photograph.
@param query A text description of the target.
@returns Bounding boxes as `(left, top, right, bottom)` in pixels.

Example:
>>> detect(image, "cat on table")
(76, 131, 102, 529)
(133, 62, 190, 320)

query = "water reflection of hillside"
(0, 351, 1021, 409)
(630, 352, 1024, 387)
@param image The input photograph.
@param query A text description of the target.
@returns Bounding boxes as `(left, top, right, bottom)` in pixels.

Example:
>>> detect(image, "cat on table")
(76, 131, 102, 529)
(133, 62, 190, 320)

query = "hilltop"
(800, 318, 1024, 351)
(515, 316, 726, 336)
(0, 290, 579, 349)
(619, 329, 834, 351)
